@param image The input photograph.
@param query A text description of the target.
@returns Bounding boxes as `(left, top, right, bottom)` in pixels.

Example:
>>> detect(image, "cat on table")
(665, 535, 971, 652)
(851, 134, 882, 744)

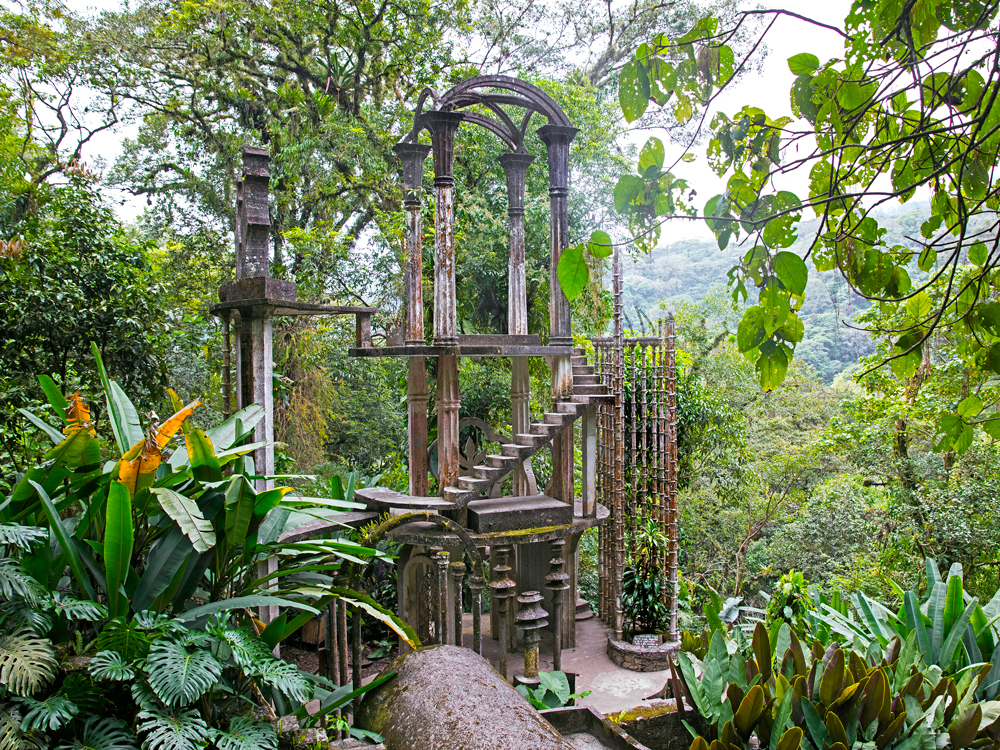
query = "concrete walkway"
(463, 613, 671, 716)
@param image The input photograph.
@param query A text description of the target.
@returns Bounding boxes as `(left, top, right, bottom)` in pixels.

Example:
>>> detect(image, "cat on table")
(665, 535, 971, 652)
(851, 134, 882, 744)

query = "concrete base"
(607, 637, 680, 672)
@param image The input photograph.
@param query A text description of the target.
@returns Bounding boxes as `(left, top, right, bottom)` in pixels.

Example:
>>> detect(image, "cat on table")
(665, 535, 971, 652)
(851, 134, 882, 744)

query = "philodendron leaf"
(151, 487, 216, 553)
(557, 243, 590, 301)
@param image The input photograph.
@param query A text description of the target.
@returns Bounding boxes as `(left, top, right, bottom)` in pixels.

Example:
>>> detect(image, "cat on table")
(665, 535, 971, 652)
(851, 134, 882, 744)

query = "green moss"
(608, 703, 677, 723)
(479, 524, 569, 538)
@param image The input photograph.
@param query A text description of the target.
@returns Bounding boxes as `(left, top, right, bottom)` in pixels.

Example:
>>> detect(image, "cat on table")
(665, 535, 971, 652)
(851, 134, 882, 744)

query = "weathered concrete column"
(427, 113, 463, 503)
(489, 545, 516, 680)
(395, 143, 432, 497)
(538, 125, 579, 506)
(450, 561, 465, 647)
(427, 112, 463, 348)
(544, 539, 570, 673)
(515, 591, 548, 688)
(582, 408, 597, 517)
(500, 152, 535, 496)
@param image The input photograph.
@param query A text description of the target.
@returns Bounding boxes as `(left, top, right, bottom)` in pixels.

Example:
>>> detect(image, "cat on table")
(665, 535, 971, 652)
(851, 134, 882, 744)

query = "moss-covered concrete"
(355, 645, 575, 749)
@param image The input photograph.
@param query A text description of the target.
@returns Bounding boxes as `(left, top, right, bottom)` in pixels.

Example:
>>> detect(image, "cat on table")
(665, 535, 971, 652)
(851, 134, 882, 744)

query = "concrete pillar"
(395, 143, 432, 497)
(500, 152, 536, 497)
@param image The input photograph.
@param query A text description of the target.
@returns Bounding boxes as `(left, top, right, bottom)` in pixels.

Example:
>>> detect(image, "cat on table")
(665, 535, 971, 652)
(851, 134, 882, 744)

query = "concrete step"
(576, 597, 595, 620)
(573, 384, 607, 396)
(458, 475, 490, 494)
(467, 494, 573, 533)
(443, 487, 470, 505)
(573, 374, 599, 385)
(530, 422, 562, 438)
(515, 432, 544, 446)
(473, 464, 504, 481)
(501, 442, 532, 458)
(486, 453, 517, 468)
(555, 401, 588, 415)
(571, 355, 587, 365)
(576, 609, 595, 621)
(543, 411, 576, 426)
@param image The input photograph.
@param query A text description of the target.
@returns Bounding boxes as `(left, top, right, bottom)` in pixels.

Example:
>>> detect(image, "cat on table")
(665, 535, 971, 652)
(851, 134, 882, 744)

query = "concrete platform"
(467, 494, 574, 533)
(461, 612, 671, 716)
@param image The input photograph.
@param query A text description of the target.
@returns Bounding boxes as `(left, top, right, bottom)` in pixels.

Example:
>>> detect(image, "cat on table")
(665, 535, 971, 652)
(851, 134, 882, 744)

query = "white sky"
(64, 0, 854, 232)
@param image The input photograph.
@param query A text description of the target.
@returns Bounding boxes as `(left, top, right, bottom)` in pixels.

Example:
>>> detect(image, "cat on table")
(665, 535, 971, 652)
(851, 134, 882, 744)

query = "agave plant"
(671, 622, 1000, 750)
(810, 560, 1000, 699)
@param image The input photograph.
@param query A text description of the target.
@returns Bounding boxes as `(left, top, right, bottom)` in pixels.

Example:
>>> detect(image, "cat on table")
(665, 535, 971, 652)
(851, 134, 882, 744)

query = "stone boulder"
(355, 645, 574, 750)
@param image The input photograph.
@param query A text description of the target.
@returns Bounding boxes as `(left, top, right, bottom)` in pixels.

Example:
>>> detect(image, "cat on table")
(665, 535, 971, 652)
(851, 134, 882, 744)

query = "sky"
(63, 0, 854, 233)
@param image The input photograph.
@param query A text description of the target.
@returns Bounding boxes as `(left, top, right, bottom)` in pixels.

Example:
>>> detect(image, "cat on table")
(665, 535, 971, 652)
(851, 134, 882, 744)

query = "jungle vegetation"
(0, 0, 999, 745)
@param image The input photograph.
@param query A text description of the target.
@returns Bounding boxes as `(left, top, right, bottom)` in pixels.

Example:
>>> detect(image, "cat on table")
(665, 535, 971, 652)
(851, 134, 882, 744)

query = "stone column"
(499, 153, 535, 496)
(427, 113, 464, 502)
(395, 143, 432, 497)
(538, 125, 579, 506)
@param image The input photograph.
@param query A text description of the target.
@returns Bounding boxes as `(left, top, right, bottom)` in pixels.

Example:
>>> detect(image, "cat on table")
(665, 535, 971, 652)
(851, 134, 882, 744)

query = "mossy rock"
(355, 645, 574, 750)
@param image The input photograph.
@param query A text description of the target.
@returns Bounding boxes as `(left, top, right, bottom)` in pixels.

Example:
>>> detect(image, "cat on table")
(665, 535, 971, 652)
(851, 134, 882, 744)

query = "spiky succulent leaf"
(0, 628, 56, 696)
(145, 638, 222, 706)
(96, 619, 152, 661)
(48, 594, 108, 622)
(252, 658, 312, 703)
(0, 559, 46, 607)
(137, 707, 210, 750)
(17, 694, 78, 731)
(0, 524, 47, 550)
(213, 717, 277, 750)
(0, 705, 45, 750)
(55, 716, 138, 750)
(89, 650, 135, 682)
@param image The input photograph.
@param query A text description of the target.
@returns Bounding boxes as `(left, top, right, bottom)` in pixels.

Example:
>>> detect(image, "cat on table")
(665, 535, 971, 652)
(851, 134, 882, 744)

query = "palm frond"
(0, 704, 46, 750)
(56, 716, 139, 750)
(0, 559, 46, 607)
(213, 717, 277, 750)
(0, 524, 47, 551)
(145, 638, 222, 707)
(95, 619, 152, 661)
(0, 628, 57, 696)
(48, 594, 108, 622)
(16, 694, 78, 732)
(137, 707, 210, 750)
(88, 650, 135, 682)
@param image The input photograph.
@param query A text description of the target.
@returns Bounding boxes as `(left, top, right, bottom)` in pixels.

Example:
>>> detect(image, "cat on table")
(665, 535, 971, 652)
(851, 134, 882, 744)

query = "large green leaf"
(104, 482, 134, 619)
(928, 580, 948, 663)
(905, 590, 931, 660)
(152, 487, 216, 553)
(940, 600, 979, 669)
(756, 341, 789, 392)
(30, 480, 96, 601)
(18, 408, 64, 445)
(169, 405, 264, 469)
(183, 429, 222, 484)
(224, 475, 256, 547)
(133, 527, 193, 613)
(787, 53, 820, 75)
(175, 595, 319, 623)
(146, 638, 223, 706)
(772, 251, 808, 295)
(557, 243, 589, 302)
(619, 60, 650, 123)
(638, 137, 665, 176)
(0, 628, 57, 697)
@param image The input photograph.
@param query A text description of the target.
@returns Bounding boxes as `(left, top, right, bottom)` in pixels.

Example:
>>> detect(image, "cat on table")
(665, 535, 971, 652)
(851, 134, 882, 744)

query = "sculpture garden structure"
(212, 76, 681, 690)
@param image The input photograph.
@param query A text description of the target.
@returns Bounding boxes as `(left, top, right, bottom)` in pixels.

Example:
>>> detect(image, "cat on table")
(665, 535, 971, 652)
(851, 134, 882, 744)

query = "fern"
(0, 559, 46, 607)
(145, 638, 222, 706)
(17, 694, 78, 731)
(96, 619, 152, 661)
(137, 707, 210, 750)
(213, 717, 277, 750)
(56, 716, 139, 750)
(0, 628, 57, 696)
(0, 524, 47, 550)
(89, 650, 135, 682)
(0, 704, 45, 750)
(252, 658, 312, 704)
(48, 594, 108, 622)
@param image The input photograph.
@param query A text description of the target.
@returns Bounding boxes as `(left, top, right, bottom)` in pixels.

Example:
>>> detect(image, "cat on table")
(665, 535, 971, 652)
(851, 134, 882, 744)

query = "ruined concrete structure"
(213, 75, 681, 687)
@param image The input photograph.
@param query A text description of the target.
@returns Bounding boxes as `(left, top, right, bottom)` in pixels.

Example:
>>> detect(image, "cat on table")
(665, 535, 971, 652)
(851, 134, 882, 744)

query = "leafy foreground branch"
(556, 0, 1000, 453)
(0, 346, 410, 748)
